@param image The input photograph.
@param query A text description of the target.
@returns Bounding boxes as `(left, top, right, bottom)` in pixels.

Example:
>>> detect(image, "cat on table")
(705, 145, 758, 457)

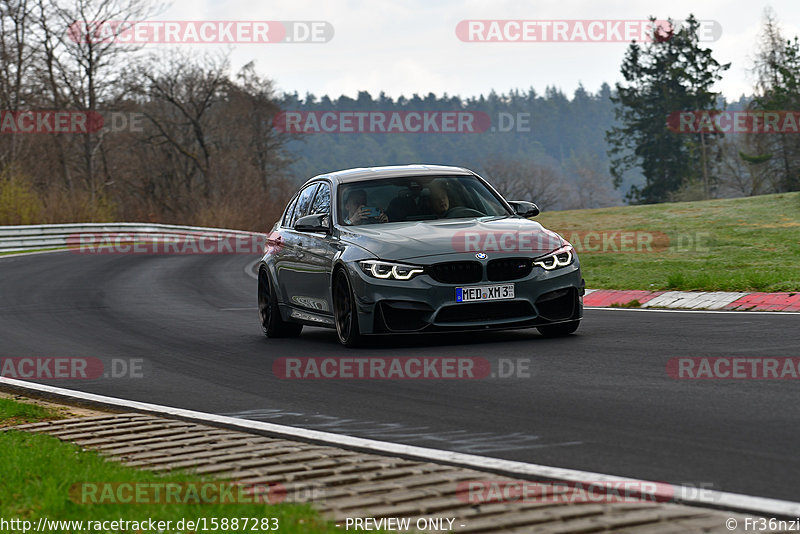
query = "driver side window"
(309, 183, 331, 224)
(282, 195, 299, 227)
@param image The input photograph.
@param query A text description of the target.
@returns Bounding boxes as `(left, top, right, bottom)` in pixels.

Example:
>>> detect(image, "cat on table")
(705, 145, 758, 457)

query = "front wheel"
(258, 268, 302, 338)
(333, 269, 363, 347)
(537, 320, 580, 338)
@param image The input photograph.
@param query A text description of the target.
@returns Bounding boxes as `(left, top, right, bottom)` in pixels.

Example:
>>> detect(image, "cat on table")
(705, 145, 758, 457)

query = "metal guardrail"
(0, 223, 263, 253)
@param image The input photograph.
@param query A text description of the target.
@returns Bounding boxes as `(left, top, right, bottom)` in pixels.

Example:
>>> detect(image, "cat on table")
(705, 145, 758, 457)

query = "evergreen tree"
(751, 9, 800, 192)
(606, 15, 730, 203)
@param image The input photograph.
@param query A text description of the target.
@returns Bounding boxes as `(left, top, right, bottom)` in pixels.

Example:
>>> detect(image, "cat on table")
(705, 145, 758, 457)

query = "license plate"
(455, 284, 515, 303)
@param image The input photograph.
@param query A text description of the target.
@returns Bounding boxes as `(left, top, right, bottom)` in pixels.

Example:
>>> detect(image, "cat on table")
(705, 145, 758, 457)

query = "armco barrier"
(0, 223, 263, 253)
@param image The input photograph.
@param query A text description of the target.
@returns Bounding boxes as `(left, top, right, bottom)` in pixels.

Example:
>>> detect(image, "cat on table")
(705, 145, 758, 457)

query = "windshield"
(338, 175, 511, 226)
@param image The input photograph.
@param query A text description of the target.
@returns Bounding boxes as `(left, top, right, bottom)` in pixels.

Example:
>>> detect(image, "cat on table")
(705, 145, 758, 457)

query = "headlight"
(532, 245, 574, 270)
(359, 260, 425, 280)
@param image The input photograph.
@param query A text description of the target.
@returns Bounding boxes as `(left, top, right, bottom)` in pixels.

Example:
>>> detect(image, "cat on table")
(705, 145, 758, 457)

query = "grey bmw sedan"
(258, 165, 585, 347)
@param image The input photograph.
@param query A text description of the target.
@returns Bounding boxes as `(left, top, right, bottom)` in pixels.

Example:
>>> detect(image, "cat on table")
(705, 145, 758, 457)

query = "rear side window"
(289, 184, 319, 227)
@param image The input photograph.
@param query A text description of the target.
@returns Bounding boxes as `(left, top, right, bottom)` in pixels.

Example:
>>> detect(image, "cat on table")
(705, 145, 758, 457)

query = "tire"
(333, 268, 363, 347)
(537, 320, 580, 338)
(258, 268, 302, 338)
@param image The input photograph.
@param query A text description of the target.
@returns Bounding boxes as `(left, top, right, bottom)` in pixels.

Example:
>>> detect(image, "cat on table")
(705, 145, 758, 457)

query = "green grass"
(0, 397, 62, 428)
(0, 400, 347, 533)
(610, 299, 642, 308)
(536, 192, 800, 292)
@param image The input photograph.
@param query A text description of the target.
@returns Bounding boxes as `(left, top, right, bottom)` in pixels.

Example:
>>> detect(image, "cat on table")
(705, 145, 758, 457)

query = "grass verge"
(0, 397, 63, 428)
(536, 192, 800, 292)
(0, 398, 348, 533)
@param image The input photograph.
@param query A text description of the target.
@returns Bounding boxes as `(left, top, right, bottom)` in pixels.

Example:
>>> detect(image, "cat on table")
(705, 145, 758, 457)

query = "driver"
(428, 181, 450, 216)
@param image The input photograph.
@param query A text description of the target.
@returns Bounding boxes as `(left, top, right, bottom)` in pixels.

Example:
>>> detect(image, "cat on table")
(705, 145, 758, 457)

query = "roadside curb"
(584, 289, 800, 311)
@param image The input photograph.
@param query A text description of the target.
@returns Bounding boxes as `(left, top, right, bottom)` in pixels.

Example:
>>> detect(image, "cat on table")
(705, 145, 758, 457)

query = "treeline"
(1, 1, 798, 229)
(280, 85, 624, 210)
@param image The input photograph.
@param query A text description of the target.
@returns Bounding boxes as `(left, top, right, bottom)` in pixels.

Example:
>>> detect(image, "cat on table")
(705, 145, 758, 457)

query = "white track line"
(244, 258, 259, 279)
(1, 377, 798, 518)
(586, 307, 800, 316)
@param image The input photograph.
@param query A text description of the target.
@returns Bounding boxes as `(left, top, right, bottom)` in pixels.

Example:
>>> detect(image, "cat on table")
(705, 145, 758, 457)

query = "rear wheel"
(258, 268, 302, 338)
(333, 269, 362, 347)
(537, 320, 580, 338)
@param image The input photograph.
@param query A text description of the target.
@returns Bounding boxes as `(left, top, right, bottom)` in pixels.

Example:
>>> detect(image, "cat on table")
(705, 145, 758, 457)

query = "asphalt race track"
(1, 252, 798, 502)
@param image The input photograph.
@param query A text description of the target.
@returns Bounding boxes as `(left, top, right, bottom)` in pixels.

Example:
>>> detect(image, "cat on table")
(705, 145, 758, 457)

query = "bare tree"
(1, 0, 295, 227)
(563, 153, 621, 209)
(480, 157, 569, 210)
(715, 136, 776, 197)
(233, 61, 294, 191)
(127, 51, 229, 212)
(0, 0, 37, 164)
(34, 0, 154, 199)
(118, 52, 294, 228)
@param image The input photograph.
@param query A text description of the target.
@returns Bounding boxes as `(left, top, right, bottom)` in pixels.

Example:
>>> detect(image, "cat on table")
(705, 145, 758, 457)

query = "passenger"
(343, 189, 388, 225)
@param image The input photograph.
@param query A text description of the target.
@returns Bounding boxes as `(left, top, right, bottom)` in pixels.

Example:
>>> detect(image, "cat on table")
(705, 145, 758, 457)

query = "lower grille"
(435, 301, 534, 323)
(535, 288, 577, 321)
(429, 261, 483, 284)
(378, 301, 432, 332)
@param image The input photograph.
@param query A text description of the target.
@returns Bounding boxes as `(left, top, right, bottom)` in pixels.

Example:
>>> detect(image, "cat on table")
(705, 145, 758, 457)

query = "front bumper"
(344, 255, 584, 335)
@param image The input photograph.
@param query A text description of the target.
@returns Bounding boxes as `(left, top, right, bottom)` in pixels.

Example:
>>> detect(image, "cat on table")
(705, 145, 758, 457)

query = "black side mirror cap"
(294, 213, 330, 233)
(508, 201, 540, 218)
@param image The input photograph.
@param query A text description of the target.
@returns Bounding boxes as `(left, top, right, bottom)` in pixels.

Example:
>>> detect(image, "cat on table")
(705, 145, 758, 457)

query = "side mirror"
(295, 213, 330, 233)
(508, 201, 540, 218)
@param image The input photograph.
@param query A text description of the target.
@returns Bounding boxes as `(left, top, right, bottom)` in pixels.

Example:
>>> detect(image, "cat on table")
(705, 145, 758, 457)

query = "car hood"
(338, 216, 566, 262)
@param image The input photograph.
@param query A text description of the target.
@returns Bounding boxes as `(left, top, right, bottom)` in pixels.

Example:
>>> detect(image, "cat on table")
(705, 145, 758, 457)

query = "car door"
(268, 191, 298, 267)
(274, 183, 318, 307)
(289, 182, 337, 316)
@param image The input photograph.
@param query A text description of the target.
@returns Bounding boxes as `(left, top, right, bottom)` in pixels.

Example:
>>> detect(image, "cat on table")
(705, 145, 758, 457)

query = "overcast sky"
(158, 0, 799, 101)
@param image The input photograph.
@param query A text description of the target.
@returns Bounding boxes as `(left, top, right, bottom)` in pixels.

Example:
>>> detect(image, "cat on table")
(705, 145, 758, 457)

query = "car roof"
(302, 164, 475, 186)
